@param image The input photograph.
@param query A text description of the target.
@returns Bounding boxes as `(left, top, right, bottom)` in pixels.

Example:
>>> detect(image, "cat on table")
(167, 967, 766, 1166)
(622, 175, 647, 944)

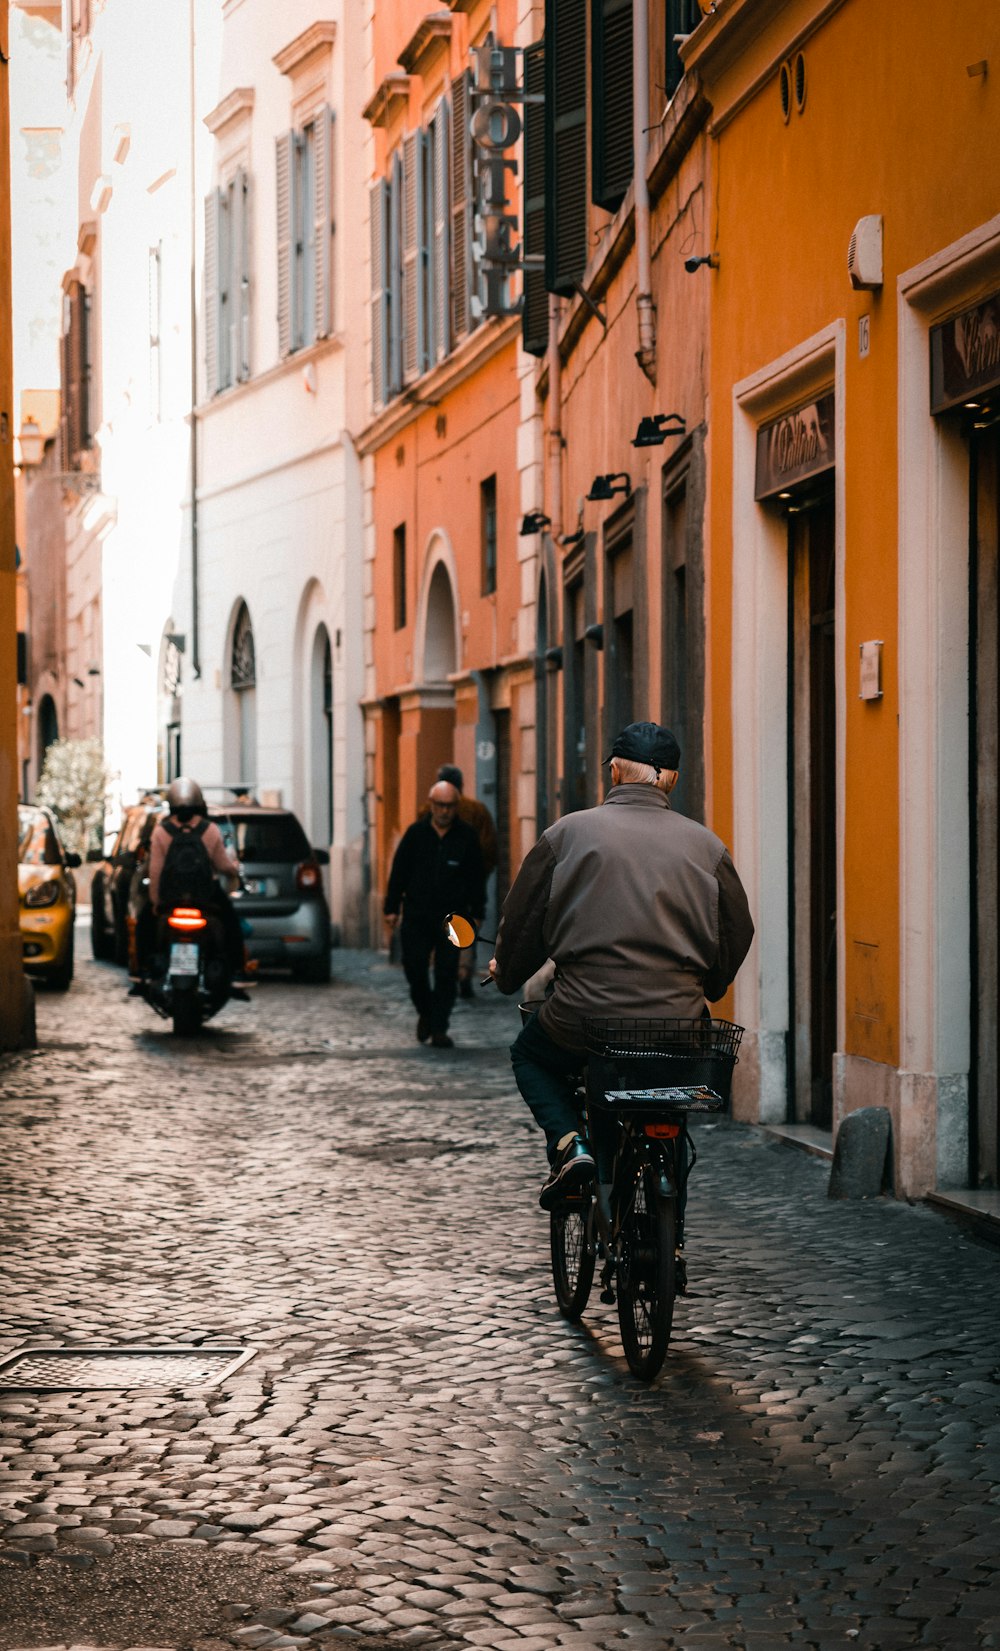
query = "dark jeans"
(510, 1010, 587, 1164)
(400, 918, 459, 1034)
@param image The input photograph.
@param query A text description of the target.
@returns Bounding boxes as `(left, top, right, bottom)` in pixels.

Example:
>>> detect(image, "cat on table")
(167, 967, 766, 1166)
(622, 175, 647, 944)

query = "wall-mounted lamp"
(519, 510, 551, 536)
(632, 413, 686, 447)
(17, 418, 44, 468)
(586, 472, 631, 502)
(544, 645, 563, 667)
(583, 623, 604, 648)
(558, 526, 585, 547)
(684, 253, 719, 273)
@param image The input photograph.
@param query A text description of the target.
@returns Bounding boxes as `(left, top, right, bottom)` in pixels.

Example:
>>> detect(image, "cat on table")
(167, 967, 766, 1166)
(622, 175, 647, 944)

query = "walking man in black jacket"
(384, 779, 486, 1048)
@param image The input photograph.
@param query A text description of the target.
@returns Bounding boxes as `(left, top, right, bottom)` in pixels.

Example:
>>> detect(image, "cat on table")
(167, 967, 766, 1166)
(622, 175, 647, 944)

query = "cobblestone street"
(1, 933, 999, 1651)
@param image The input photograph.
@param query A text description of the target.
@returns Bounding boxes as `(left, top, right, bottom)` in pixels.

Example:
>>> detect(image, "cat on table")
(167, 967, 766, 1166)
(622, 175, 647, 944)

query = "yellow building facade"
(687, 0, 1000, 1196)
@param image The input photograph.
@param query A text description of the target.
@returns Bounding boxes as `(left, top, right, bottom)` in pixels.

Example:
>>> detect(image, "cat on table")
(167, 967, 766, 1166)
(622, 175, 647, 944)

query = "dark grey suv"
(210, 803, 332, 982)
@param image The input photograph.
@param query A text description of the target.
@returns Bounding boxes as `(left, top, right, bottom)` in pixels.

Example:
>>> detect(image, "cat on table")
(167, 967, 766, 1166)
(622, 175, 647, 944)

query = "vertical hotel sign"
(754, 394, 836, 500)
(468, 39, 542, 319)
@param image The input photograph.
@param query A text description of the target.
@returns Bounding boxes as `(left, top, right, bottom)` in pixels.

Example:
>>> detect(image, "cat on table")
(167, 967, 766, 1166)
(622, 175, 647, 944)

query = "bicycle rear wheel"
(550, 1202, 596, 1320)
(616, 1162, 676, 1380)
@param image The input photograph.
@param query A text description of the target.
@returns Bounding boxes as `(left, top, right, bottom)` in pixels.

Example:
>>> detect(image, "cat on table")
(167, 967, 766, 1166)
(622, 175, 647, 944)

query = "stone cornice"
(397, 12, 452, 76)
(272, 20, 336, 79)
(204, 86, 255, 137)
(363, 73, 412, 128)
(355, 316, 519, 455)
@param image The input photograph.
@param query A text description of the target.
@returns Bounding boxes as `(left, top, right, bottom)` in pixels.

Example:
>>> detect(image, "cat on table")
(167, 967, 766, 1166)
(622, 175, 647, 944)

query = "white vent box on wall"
(848, 215, 883, 290)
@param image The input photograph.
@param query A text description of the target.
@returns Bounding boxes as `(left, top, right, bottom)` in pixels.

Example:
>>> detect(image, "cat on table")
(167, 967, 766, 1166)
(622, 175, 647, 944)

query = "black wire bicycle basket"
(583, 1016, 744, 1112)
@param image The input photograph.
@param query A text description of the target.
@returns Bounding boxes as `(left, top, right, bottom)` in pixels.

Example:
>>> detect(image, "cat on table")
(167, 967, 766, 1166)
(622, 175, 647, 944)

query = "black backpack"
(158, 818, 215, 909)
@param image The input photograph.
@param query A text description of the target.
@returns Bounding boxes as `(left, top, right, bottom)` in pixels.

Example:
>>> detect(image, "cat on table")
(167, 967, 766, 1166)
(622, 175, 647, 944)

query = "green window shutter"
(275, 131, 293, 358)
(314, 106, 334, 340)
(545, 0, 588, 297)
(235, 168, 251, 382)
(592, 0, 633, 213)
(431, 100, 451, 363)
(450, 70, 474, 340)
(521, 39, 547, 358)
(370, 179, 390, 407)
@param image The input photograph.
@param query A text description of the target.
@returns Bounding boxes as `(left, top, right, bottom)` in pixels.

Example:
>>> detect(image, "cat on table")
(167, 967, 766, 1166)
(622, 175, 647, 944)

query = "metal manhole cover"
(0, 1345, 256, 1390)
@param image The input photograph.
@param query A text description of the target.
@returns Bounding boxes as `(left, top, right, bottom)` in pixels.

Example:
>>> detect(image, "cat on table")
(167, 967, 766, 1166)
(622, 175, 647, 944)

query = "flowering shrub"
(35, 738, 115, 858)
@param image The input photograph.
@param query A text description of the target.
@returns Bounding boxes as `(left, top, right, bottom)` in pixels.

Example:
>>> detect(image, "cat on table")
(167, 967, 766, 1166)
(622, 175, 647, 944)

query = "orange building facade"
(360, 0, 543, 934)
(686, 0, 1000, 1197)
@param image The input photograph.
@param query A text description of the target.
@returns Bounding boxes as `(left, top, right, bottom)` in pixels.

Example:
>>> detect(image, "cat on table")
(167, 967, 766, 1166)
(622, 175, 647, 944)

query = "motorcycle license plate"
(169, 943, 200, 977)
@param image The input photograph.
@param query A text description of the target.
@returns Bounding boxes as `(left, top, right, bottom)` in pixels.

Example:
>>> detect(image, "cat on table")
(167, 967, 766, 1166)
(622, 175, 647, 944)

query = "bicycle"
(540, 1012, 743, 1381)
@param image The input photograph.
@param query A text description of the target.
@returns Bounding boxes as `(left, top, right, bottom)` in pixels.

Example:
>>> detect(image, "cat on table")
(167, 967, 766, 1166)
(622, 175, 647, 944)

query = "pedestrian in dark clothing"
(384, 780, 486, 1048)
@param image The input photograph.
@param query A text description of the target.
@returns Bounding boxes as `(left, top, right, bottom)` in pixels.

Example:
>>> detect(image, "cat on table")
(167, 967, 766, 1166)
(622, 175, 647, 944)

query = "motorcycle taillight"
(296, 862, 321, 892)
(168, 906, 207, 931)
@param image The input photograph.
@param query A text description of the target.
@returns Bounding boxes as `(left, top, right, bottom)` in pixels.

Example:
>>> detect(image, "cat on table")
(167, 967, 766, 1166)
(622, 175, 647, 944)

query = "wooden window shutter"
(234, 170, 250, 383)
(431, 101, 450, 363)
(521, 40, 547, 358)
(389, 152, 403, 396)
(218, 184, 233, 388)
(401, 130, 420, 383)
(59, 292, 74, 466)
(275, 131, 294, 358)
(313, 106, 334, 341)
(204, 190, 220, 393)
(545, 0, 588, 296)
(370, 179, 390, 407)
(417, 129, 431, 374)
(450, 70, 474, 341)
(592, 0, 633, 213)
(72, 281, 90, 452)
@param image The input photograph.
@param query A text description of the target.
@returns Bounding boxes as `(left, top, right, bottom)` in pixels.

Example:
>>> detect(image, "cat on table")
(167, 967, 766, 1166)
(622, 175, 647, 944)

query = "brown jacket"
(493, 783, 754, 1051)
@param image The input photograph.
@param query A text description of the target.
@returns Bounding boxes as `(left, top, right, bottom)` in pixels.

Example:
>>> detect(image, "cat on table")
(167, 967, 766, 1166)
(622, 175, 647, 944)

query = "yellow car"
(18, 804, 80, 991)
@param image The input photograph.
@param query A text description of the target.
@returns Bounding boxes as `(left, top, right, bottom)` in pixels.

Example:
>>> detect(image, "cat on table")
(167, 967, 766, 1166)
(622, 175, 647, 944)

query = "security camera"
(684, 253, 719, 273)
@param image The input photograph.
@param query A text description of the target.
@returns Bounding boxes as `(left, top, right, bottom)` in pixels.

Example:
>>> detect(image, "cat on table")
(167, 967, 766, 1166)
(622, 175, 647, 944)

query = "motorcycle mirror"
(444, 913, 479, 949)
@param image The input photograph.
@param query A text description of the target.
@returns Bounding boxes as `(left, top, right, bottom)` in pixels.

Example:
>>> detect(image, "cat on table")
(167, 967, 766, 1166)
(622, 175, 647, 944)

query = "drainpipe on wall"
(633, 0, 656, 384)
(546, 294, 563, 539)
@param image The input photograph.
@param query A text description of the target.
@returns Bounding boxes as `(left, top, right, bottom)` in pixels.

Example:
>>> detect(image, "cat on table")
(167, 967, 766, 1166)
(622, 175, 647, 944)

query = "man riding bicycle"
(489, 722, 754, 1209)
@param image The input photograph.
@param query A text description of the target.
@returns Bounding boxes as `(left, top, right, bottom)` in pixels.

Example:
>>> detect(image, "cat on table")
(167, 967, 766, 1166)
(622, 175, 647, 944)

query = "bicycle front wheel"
(616, 1164, 676, 1380)
(550, 1202, 596, 1320)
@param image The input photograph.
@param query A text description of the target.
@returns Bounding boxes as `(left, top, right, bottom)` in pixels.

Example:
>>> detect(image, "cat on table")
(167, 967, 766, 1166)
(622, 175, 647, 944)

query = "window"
(60, 276, 90, 466)
(607, 541, 635, 734)
(481, 475, 498, 596)
(666, 0, 702, 99)
(592, 0, 633, 213)
(393, 524, 407, 630)
(370, 84, 481, 411)
(276, 107, 335, 359)
(545, 0, 588, 297)
(205, 169, 251, 395)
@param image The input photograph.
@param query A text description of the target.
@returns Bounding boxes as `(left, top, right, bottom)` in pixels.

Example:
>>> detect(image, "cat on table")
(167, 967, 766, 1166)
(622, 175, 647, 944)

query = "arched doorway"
(37, 694, 58, 778)
(423, 561, 457, 681)
(310, 624, 333, 846)
(229, 601, 257, 789)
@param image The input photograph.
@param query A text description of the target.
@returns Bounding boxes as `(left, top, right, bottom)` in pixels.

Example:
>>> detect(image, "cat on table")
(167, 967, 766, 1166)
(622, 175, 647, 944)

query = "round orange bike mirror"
(444, 913, 478, 948)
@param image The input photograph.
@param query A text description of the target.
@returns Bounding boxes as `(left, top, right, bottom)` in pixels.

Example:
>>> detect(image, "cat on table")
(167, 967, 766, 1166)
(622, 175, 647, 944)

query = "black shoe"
(416, 1017, 430, 1043)
(458, 977, 474, 999)
(430, 1031, 454, 1048)
(539, 1136, 595, 1211)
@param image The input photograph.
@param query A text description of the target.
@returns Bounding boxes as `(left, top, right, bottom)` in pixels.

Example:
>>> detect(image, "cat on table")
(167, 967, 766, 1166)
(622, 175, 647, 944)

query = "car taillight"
(296, 861, 321, 892)
(24, 879, 60, 908)
(167, 907, 207, 931)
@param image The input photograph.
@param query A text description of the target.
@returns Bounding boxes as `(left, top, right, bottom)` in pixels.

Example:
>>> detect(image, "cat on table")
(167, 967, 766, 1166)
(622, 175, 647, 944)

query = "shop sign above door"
(930, 292, 1000, 414)
(755, 393, 835, 501)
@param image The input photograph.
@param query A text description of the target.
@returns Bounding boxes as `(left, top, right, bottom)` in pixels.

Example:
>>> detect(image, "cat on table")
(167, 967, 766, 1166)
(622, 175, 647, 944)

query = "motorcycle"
(129, 893, 252, 1036)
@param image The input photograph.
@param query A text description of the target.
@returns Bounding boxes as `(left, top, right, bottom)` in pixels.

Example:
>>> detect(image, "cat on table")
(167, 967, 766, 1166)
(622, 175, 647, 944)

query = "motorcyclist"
(489, 722, 754, 1209)
(144, 777, 246, 979)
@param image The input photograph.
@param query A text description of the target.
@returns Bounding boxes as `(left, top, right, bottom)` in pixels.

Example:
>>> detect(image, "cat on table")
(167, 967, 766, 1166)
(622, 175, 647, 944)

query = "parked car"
(18, 804, 80, 990)
(90, 793, 165, 964)
(104, 793, 332, 982)
(210, 801, 332, 983)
